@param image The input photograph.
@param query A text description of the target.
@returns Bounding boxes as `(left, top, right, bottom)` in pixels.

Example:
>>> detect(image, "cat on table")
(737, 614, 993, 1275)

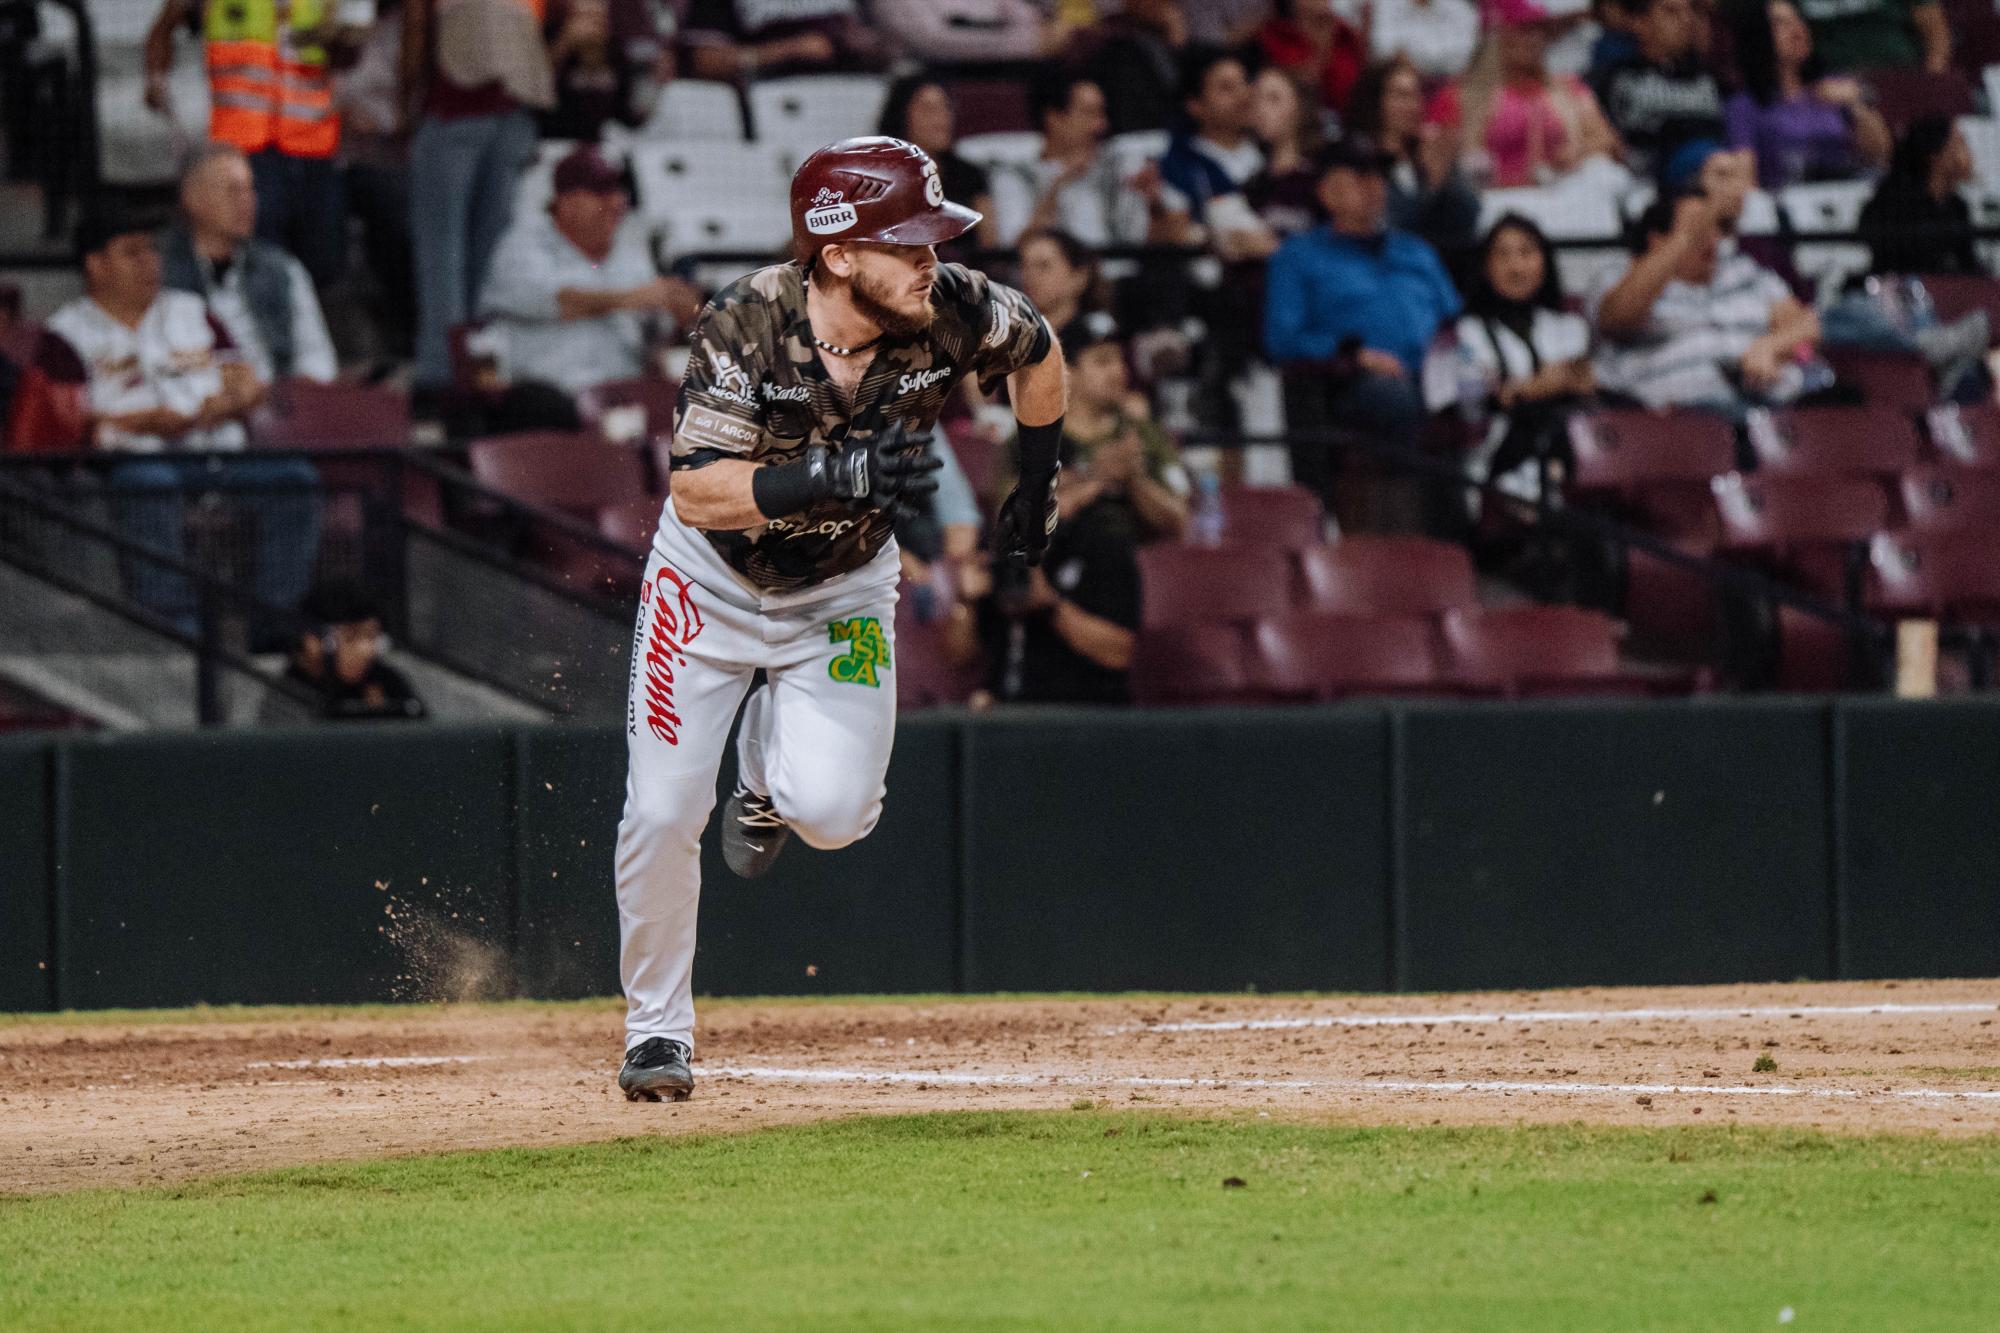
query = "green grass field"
(6, 1112, 1999, 1331)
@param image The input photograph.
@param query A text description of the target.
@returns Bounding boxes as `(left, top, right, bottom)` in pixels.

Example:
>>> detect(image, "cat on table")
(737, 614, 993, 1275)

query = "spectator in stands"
(871, 0, 1058, 62)
(679, 0, 883, 79)
(335, 1, 417, 360)
(400, 0, 554, 399)
(1083, 0, 1193, 135)
(274, 582, 427, 722)
(1346, 56, 1480, 259)
(161, 144, 338, 386)
(1017, 229, 1105, 348)
(1592, 190, 1822, 412)
(542, 0, 672, 141)
(1859, 116, 1981, 277)
(1246, 67, 1328, 240)
(1793, 0, 1948, 76)
(1259, 0, 1367, 117)
(478, 145, 701, 401)
(1370, 0, 1481, 80)
(1265, 134, 1461, 510)
(36, 210, 318, 639)
(878, 75, 1000, 251)
(1429, 0, 1621, 189)
(1586, 0, 1642, 74)
(1657, 138, 1806, 295)
(1425, 214, 1593, 494)
(1160, 51, 1266, 227)
(144, 0, 363, 290)
(1725, 1, 1890, 189)
(1588, 0, 1725, 179)
(987, 70, 1193, 247)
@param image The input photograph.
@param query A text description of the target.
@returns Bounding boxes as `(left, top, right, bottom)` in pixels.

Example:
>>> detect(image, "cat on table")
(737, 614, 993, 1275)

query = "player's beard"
(850, 268, 936, 338)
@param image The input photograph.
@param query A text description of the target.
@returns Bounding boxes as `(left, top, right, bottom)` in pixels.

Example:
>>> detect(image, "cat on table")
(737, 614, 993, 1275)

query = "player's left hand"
(995, 466, 1059, 568)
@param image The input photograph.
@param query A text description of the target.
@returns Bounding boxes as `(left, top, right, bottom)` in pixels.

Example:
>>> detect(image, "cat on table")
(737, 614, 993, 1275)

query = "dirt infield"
(3, 979, 1997, 1195)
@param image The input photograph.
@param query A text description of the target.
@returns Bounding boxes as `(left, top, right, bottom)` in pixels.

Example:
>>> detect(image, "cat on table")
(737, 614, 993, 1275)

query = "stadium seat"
(597, 497, 662, 551)
(1712, 472, 1889, 552)
(1216, 485, 1324, 550)
(578, 376, 680, 445)
(1926, 403, 2000, 467)
(943, 418, 1002, 506)
(467, 432, 649, 518)
(941, 78, 1034, 136)
(1774, 604, 1873, 691)
(955, 131, 1043, 177)
(251, 379, 411, 450)
(1780, 180, 1873, 290)
(1249, 614, 1441, 700)
(1129, 622, 1258, 706)
(1865, 67, 1975, 132)
(1869, 532, 2000, 619)
(1820, 349, 1934, 413)
(1743, 406, 1923, 479)
(894, 588, 983, 709)
(1896, 465, 2000, 537)
(1921, 273, 2000, 345)
(1567, 408, 1737, 494)
(746, 76, 890, 163)
(634, 79, 746, 140)
(1440, 605, 1645, 696)
(1136, 545, 1294, 629)
(1295, 536, 1477, 616)
(1622, 541, 1720, 655)
(630, 141, 794, 249)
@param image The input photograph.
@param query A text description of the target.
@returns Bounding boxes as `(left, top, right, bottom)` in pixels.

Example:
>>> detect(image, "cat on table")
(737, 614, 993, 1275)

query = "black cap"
(1312, 133, 1395, 178)
(74, 203, 166, 260)
(1062, 310, 1122, 361)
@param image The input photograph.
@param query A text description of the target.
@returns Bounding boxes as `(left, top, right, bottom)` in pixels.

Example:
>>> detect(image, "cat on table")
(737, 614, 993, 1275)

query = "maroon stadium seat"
(1250, 614, 1441, 700)
(1295, 535, 1477, 616)
(578, 376, 680, 440)
(251, 378, 411, 450)
(597, 497, 663, 551)
(1744, 405, 1923, 479)
(1921, 273, 2000, 346)
(468, 431, 649, 518)
(894, 589, 983, 709)
(1129, 622, 1258, 705)
(1775, 605, 1868, 691)
(1896, 466, 2000, 538)
(941, 78, 1033, 136)
(1864, 66, 1974, 132)
(1567, 408, 1736, 494)
(1136, 544, 1294, 628)
(1622, 542, 1719, 657)
(1869, 532, 2000, 619)
(1440, 605, 1643, 696)
(1821, 349, 1933, 413)
(944, 417, 1002, 507)
(1712, 473, 1889, 553)
(1926, 403, 2000, 468)
(1216, 485, 1324, 550)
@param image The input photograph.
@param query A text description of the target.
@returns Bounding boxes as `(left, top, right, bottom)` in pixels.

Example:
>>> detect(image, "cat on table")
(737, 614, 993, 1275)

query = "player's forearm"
(670, 458, 766, 530)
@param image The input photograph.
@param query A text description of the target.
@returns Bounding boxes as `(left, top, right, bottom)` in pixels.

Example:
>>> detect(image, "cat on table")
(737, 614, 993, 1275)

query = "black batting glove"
(994, 465, 1060, 568)
(827, 425, 943, 515)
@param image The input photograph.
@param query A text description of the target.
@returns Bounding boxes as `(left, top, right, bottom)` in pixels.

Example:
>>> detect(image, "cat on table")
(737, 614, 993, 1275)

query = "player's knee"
(775, 780, 882, 851)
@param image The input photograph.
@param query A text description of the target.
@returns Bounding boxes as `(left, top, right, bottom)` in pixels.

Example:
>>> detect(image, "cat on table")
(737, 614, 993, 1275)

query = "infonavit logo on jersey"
(804, 186, 857, 235)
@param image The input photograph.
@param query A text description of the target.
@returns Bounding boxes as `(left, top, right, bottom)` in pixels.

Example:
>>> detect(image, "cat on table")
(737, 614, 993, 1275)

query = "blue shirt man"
(1264, 134, 1460, 511)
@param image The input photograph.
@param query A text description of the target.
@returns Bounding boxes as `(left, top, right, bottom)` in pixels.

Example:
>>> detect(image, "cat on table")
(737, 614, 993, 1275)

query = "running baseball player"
(615, 137, 1068, 1101)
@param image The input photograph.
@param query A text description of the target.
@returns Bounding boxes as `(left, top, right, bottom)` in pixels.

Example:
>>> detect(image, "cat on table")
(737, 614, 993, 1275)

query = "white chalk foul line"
(709, 1064, 2000, 1104)
(246, 1055, 495, 1070)
(1132, 1001, 2000, 1035)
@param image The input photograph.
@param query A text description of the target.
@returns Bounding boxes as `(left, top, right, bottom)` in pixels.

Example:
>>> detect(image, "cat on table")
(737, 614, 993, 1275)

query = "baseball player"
(615, 137, 1069, 1101)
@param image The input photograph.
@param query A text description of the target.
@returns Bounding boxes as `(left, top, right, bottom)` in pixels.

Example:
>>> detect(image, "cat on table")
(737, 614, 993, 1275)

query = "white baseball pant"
(614, 516, 899, 1055)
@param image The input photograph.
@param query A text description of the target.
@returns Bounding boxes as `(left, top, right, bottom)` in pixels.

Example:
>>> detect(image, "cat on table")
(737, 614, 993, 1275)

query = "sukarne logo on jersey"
(896, 366, 951, 396)
(640, 563, 705, 745)
(804, 186, 857, 235)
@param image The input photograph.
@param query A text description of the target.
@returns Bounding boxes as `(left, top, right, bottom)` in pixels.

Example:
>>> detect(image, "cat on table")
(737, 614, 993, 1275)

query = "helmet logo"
(921, 159, 944, 207)
(805, 184, 858, 235)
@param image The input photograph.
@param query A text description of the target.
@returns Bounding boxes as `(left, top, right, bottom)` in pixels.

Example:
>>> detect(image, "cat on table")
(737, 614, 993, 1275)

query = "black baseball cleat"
(721, 785, 789, 878)
(619, 1037, 694, 1102)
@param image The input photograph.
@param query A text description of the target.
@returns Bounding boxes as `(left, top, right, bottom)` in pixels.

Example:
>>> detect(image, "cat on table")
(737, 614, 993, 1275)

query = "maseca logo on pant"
(637, 564, 706, 745)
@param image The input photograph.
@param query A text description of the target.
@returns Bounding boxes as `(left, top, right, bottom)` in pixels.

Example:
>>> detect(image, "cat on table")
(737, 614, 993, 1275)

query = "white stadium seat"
(746, 76, 889, 163)
(955, 131, 1043, 177)
(636, 79, 745, 142)
(1781, 180, 1872, 294)
(630, 141, 793, 216)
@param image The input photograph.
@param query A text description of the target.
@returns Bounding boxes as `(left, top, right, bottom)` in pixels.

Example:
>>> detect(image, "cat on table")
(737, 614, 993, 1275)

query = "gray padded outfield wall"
(2, 700, 1997, 1011)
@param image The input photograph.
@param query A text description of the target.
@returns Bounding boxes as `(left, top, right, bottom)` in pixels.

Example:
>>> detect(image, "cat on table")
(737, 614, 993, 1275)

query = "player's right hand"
(826, 426, 943, 514)
(995, 467, 1059, 568)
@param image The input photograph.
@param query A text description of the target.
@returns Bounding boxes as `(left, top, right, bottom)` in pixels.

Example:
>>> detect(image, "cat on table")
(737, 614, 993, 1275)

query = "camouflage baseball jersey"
(670, 260, 1052, 592)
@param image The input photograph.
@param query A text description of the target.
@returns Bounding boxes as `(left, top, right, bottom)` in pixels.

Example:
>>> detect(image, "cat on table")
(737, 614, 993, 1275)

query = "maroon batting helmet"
(789, 136, 982, 266)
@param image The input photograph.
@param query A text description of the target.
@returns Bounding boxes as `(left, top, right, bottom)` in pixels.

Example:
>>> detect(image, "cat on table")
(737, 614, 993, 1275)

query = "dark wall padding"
(960, 709, 1391, 993)
(0, 737, 53, 1012)
(1840, 700, 2000, 979)
(1399, 701, 1834, 991)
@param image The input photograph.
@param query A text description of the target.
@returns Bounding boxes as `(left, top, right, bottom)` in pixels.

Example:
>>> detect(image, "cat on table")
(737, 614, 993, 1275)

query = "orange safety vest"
(204, 0, 338, 159)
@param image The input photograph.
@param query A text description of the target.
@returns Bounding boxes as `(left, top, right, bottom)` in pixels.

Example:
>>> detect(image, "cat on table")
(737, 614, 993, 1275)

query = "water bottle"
(1190, 471, 1226, 546)
(1901, 276, 1936, 332)
(1454, 341, 1488, 424)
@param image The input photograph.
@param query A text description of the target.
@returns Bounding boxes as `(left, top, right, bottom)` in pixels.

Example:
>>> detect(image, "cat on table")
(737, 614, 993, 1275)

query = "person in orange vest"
(143, 0, 366, 289)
